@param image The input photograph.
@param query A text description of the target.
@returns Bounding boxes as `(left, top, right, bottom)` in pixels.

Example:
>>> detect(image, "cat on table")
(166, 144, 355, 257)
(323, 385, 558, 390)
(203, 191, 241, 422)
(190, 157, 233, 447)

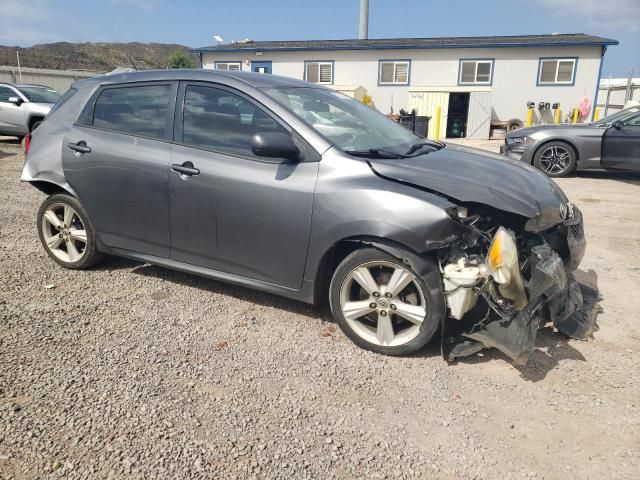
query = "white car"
(0, 83, 61, 140)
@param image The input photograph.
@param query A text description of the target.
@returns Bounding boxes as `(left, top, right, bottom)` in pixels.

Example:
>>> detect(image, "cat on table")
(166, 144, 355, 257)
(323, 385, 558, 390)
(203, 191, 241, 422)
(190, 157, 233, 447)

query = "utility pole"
(359, 0, 369, 40)
(625, 68, 634, 103)
(16, 51, 23, 82)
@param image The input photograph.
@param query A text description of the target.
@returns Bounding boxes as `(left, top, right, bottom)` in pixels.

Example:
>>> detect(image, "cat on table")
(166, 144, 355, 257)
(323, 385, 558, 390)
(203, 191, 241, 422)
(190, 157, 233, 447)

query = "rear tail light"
(24, 133, 31, 157)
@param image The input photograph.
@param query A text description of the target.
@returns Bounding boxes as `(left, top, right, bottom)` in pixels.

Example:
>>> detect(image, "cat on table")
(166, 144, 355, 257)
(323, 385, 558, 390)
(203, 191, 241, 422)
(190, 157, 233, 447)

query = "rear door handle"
(67, 141, 91, 154)
(171, 162, 200, 176)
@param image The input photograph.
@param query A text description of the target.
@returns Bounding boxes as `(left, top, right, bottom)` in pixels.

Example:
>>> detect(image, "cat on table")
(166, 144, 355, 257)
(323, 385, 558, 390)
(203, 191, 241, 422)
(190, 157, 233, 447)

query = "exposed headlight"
(510, 136, 535, 144)
(486, 227, 528, 309)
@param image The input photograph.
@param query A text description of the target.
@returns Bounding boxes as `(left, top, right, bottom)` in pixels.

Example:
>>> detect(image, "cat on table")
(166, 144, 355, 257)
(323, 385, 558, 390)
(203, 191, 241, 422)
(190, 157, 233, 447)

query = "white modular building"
(193, 33, 618, 139)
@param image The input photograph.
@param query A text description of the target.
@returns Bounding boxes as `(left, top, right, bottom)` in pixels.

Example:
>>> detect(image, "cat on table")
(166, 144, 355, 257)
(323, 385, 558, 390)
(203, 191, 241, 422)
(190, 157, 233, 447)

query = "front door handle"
(171, 161, 200, 176)
(67, 141, 91, 154)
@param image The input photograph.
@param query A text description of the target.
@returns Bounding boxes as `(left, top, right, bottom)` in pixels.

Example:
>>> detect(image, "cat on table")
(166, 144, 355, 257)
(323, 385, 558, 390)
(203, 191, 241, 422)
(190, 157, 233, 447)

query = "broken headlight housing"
(485, 227, 528, 309)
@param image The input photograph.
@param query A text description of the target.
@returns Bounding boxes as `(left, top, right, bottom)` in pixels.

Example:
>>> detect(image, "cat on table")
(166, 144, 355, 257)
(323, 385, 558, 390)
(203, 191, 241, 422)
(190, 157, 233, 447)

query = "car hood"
(368, 143, 568, 220)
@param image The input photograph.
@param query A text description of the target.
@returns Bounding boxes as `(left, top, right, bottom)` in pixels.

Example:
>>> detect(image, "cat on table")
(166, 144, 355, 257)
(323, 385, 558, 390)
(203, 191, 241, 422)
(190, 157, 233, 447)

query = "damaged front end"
(439, 203, 600, 366)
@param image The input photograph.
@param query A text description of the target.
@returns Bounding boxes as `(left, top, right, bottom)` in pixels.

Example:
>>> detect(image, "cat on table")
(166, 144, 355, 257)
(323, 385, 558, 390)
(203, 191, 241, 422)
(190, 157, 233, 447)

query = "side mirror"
(7, 96, 23, 106)
(251, 132, 300, 162)
(612, 120, 623, 130)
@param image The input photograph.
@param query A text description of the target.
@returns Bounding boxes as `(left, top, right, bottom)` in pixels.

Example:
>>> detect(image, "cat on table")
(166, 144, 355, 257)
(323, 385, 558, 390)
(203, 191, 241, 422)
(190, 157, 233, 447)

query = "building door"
(407, 91, 449, 140)
(446, 93, 470, 138)
(251, 61, 272, 74)
(466, 91, 493, 140)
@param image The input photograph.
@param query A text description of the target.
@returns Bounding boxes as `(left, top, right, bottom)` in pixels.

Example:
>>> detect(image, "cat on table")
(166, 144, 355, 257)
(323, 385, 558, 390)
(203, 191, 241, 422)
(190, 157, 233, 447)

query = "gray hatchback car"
(22, 70, 599, 364)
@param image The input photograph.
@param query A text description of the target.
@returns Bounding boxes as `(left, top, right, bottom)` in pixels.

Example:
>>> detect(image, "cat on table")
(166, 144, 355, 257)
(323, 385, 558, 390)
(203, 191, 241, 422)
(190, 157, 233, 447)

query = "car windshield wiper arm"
(405, 142, 433, 156)
(346, 148, 408, 159)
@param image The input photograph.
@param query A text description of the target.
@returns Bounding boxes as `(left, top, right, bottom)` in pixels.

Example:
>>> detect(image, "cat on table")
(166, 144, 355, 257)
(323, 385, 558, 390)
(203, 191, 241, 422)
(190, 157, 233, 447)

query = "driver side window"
(623, 114, 640, 127)
(181, 85, 287, 157)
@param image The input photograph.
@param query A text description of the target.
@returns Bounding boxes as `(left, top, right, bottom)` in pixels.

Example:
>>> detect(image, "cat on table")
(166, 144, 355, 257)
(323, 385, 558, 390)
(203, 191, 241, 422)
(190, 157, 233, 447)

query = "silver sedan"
(501, 106, 640, 177)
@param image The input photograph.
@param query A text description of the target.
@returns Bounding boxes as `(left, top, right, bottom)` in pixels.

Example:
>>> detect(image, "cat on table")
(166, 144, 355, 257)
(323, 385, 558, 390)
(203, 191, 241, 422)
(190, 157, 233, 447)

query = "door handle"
(67, 141, 91, 154)
(171, 162, 200, 176)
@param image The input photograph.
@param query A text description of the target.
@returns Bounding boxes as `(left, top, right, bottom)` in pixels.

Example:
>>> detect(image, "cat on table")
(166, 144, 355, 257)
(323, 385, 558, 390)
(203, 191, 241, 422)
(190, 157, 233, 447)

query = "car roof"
(15, 84, 53, 89)
(0, 83, 54, 89)
(75, 69, 313, 89)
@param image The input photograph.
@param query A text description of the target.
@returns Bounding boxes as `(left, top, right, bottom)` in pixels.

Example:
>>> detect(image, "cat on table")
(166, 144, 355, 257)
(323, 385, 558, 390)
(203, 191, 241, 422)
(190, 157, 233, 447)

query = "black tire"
(507, 118, 523, 131)
(37, 194, 102, 269)
(533, 141, 576, 178)
(329, 248, 443, 356)
(29, 120, 43, 132)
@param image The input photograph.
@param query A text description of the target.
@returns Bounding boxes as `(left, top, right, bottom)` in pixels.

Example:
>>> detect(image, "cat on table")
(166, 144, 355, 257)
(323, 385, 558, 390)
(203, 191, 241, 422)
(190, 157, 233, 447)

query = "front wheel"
(329, 248, 442, 356)
(533, 141, 576, 177)
(37, 194, 102, 269)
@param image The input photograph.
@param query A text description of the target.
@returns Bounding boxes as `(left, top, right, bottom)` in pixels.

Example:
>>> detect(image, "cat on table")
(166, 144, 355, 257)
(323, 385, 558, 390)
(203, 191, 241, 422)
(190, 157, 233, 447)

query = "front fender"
(303, 153, 459, 282)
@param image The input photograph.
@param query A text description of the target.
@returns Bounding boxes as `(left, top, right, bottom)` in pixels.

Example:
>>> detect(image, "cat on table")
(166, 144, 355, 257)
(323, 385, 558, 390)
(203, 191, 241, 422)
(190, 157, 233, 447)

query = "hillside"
(0, 42, 194, 72)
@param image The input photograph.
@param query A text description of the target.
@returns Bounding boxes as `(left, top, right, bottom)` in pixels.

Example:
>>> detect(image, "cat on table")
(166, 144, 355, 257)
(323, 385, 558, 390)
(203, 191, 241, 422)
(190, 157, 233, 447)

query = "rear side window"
(90, 84, 172, 140)
(48, 87, 77, 115)
(181, 85, 286, 157)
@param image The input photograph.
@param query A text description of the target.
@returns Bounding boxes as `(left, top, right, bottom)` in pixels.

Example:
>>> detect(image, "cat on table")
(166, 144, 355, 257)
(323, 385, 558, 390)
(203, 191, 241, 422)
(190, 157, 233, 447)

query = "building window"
(305, 61, 333, 84)
(214, 62, 241, 71)
(538, 58, 576, 85)
(459, 59, 494, 85)
(378, 60, 410, 85)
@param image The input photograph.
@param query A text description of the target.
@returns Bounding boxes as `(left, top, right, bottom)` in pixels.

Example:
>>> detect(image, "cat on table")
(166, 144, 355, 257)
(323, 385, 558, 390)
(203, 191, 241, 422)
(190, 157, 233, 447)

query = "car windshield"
(263, 86, 439, 157)
(592, 107, 640, 127)
(18, 86, 61, 103)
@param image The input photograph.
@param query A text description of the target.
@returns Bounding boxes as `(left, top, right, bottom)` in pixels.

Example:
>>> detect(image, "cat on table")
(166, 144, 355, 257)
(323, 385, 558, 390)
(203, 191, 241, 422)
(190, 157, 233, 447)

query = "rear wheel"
(534, 141, 576, 177)
(37, 194, 102, 269)
(329, 248, 442, 356)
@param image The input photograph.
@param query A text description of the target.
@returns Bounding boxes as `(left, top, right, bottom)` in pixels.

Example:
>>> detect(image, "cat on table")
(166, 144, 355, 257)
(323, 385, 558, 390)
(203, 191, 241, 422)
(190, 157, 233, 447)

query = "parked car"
(0, 83, 61, 139)
(501, 106, 640, 177)
(21, 70, 598, 364)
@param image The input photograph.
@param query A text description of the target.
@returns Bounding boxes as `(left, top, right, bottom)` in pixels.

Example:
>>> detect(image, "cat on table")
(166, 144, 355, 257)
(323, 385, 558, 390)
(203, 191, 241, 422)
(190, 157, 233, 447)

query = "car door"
(169, 81, 319, 288)
(62, 81, 177, 257)
(0, 85, 26, 134)
(601, 112, 640, 171)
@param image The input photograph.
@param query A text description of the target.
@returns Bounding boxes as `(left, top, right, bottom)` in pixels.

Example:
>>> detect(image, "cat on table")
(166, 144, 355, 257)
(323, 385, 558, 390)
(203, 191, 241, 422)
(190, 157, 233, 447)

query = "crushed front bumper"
(445, 208, 600, 365)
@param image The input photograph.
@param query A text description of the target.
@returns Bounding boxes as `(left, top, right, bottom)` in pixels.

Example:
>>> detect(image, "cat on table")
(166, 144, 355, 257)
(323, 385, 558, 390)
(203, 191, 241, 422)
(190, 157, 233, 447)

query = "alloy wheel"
(40, 203, 88, 263)
(339, 261, 427, 347)
(539, 145, 571, 175)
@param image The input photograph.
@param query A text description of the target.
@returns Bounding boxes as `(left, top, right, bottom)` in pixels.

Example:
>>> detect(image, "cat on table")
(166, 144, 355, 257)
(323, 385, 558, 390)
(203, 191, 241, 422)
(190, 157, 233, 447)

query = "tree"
(167, 49, 196, 69)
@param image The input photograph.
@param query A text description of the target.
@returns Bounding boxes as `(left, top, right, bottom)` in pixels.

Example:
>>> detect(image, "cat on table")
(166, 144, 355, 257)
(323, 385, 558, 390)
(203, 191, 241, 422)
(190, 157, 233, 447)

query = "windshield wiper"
(405, 142, 436, 156)
(346, 148, 408, 159)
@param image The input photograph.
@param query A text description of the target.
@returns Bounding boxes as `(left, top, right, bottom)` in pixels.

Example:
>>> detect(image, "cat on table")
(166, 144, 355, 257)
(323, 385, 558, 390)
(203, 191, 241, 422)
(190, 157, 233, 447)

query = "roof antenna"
(213, 35, 224, 45)
(127, 55, 138, 71)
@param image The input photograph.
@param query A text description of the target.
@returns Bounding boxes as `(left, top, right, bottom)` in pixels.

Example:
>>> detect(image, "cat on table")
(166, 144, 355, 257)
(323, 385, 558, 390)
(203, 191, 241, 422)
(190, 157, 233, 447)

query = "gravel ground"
(1, 138, 639, 479)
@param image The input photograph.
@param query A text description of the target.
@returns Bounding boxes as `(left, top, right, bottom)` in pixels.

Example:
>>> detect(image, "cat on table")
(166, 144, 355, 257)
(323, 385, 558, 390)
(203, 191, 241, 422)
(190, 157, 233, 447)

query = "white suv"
(0, 83, 61, 140)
